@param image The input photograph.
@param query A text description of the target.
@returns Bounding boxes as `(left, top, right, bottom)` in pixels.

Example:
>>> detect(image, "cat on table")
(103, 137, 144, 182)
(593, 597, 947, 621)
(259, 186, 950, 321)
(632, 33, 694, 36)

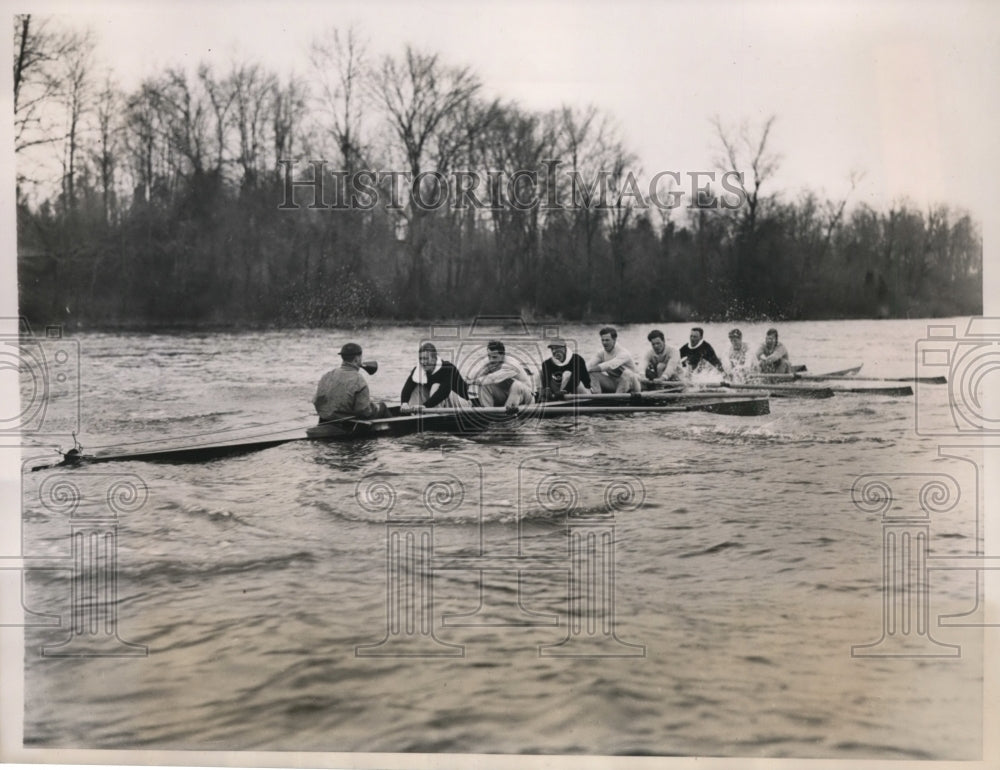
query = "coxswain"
(313, 342, 389, 422)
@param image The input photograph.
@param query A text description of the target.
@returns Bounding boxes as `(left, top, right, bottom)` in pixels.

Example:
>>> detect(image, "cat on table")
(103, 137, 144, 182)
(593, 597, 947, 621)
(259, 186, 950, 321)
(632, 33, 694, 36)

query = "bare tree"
(309, 26, 369, 173)
(553, 104, 615, 309)
(57, 30, 96, 210)
(822, 170, 863, 250)
(473, 102, 550, 297)
(13, 14, 72, 154)
(124, 80, 167, 204)
(370, 46, 482, 309)
(711, 114, 782, 306)
(272, 74, 307, 175)
(91, 73, 121, 224)
(13, 15, 92, 204)
(198, 63, 237, 173)
(229, 62, 278, 189)
(711, 114, 780, 235)
(155, 68, 211, 178)
(372, 46, 482, 178)
(605, 141, 641, 307)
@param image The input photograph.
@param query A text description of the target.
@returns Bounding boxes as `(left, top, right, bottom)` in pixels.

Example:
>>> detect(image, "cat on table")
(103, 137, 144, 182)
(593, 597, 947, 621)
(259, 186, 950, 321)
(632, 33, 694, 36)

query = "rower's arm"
(422, 377, 451, 408)
(652, 350, 680, 379)
(400, 370, 416, 404)
(758, 343, 788, 364)
(665, 349, 681, 376)
(600, 350, 633, 371)
(480, 362, 522, 385)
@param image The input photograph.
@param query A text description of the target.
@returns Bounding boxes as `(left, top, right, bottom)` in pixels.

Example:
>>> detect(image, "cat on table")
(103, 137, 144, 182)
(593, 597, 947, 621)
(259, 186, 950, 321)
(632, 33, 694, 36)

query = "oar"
(794, 374, 947, 385)
(720, 381, 832, 396)
(640, 379, 687, 391)
(753, 365, 862, 381)
(750, 371, 943, 385)
(425, 404, 685, 415)
(560, 389, 747, 402)
(423, 403, 749, 416)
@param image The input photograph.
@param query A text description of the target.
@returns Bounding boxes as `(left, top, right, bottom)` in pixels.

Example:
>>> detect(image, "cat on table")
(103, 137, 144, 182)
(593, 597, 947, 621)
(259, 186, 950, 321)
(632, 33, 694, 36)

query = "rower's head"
(765, 328, 779, 344)
(548, 338, 568, 363)
(418, 341, 438, 370)
(728, 328, 743, 346)
(339, 342, 363, 364)
(689, 327, 704, 346)
(647, 329, 665, 355)
(486, 339, 506, 365)
(599, 326, 617, 353)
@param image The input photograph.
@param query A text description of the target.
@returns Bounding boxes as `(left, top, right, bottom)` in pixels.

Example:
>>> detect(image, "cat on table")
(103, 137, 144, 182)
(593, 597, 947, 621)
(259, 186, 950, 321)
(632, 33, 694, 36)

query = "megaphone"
(361, 361, 379, 375)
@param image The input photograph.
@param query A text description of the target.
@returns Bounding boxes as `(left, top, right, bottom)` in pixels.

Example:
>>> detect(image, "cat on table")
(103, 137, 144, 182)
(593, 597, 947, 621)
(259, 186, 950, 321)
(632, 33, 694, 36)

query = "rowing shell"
(734, 381, 912, 397)
(33, 396, 770, 470)
(750, 364, 863, 381)
(752, 363, 942, 387)
(563, 388, 772, 405)
(747, 363, 916, 395)
(722, 382, 835, 399)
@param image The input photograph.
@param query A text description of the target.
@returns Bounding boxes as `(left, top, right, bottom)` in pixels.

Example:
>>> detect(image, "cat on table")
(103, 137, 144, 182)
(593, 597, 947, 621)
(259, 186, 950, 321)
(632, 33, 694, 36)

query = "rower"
(470, 340, 535, 408)
(540, 338, 591, 400)
(755, 328, 792, 374)
(643, 329, 681, 385)
(313, 342, 389, 422)
(588, 326, 642, 394)
(725, 328, 751, 381)
(679, 326, 724, 374)
(400, 342, 471, 413)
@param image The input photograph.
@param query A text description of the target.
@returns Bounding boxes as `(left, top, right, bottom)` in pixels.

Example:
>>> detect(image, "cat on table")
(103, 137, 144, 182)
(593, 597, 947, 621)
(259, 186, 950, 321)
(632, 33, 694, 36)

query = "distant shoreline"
(16, 312, 978, 335)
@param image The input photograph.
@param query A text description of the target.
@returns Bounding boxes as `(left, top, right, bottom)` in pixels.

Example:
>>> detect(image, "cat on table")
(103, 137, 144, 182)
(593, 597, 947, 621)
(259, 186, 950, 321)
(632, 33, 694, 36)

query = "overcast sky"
(2, 0, 998, 313)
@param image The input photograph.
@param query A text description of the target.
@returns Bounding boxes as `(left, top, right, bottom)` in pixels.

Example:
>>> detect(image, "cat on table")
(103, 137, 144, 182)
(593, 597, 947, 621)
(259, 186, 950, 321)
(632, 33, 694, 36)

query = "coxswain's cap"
(547, 338, 567, 348)
(339, 342, 363, 359)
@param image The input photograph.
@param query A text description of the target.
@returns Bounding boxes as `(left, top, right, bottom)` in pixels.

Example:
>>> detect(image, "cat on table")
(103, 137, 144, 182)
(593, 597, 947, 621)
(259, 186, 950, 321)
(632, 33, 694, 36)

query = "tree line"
(15, 16, 982, 329)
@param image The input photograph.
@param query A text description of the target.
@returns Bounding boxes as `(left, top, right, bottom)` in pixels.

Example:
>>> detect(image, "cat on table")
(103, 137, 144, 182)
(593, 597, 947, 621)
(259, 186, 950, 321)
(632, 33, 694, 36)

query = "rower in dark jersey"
(540, 338, 591, 399)
(400, 342, 471, 412)
(678, 327, 724, 374)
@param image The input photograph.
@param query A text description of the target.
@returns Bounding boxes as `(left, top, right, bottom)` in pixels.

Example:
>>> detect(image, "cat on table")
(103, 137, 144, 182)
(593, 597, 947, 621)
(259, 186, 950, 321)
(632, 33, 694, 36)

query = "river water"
(11, 317, 994, 761)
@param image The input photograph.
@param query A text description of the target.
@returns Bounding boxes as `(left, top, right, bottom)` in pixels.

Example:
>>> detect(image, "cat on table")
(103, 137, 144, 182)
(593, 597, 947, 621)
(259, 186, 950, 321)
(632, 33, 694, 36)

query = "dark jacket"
(679, 341, 723, 372)
(400, 360, 470, 408)
(541, 353, 591, 395)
